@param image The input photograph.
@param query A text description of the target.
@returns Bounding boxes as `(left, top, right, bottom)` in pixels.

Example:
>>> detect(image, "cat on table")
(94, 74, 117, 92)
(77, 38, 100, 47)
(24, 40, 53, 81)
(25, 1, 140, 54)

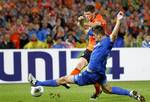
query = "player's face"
(84, 12, 94, 20)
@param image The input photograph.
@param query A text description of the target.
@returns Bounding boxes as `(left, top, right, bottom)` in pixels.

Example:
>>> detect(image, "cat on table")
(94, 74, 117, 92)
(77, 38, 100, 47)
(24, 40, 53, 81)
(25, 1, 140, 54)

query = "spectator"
(37, 22, 51, 42)
(20, 32, 29, 49)
(45, 35, 54, 48)
(65, 34, 76, 48)
(4, 34, 15, 49)
(113, 36, 124, 48)
(52, 37, 66, 48)
(0, 0, 149, 49)
(10, 31, 20, 49)
(113, 28, 125, 48)
(27, 23, 39, 39)
(53, 25, 65, 39)
(142, 34, 150, 48)
(0, 35, 5, 49)
(24, 34, 48, 49)
(0, 34, 15, 49)
(136, 31, 144, 47)
(76, 34, 87, 48)
(124, 34, 134, 47)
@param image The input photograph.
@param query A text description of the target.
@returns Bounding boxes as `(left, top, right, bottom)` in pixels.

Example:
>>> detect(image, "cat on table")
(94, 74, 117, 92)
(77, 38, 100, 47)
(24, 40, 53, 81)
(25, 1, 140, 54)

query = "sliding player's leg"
(28, 70, 97, 87)
(101, 83, 145, 102)
(28, 73, 75, 87)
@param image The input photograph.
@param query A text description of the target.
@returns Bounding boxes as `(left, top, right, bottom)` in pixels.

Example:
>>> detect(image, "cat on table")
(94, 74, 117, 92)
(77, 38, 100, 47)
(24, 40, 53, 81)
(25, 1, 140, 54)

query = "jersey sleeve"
(87, 28, 93, 36)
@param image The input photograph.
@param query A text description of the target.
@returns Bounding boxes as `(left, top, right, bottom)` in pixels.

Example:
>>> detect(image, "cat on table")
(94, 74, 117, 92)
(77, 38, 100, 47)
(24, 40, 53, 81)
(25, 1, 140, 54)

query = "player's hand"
(78, 16, 85, 21)
(117, 11, 124, 21)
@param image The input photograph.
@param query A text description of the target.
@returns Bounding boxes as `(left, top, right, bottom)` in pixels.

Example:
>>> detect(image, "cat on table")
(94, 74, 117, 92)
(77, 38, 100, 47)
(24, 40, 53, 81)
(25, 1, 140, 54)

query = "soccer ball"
(31, 86, 44, 97)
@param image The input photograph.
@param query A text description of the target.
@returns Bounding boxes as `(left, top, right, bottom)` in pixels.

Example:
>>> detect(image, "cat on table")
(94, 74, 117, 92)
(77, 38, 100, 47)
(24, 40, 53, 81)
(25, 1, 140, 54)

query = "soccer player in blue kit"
(28, 11, 145, 102)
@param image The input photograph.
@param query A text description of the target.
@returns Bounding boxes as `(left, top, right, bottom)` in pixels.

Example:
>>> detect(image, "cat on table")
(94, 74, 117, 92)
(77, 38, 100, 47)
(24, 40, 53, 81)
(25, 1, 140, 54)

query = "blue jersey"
(88, 36, 113, 75)
(73, 36, 113, 86)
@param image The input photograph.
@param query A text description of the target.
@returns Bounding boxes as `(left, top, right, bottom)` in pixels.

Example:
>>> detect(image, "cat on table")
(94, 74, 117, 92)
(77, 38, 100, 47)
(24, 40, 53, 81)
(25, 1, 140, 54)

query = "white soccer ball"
(31, 86, 44, 97)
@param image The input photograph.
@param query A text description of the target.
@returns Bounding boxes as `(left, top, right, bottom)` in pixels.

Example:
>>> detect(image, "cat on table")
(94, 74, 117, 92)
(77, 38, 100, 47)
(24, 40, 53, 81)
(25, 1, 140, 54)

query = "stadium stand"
(0, 0, 149, 48)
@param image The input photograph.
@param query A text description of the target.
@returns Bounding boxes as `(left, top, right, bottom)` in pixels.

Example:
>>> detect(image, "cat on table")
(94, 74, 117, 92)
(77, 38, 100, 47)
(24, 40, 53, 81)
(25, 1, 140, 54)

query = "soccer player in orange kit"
(69, 5, 107, 100)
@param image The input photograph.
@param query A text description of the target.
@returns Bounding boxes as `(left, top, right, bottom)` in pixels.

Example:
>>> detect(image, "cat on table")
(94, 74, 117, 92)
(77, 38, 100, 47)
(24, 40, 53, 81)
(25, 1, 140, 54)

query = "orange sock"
(70, 68, 81, 75)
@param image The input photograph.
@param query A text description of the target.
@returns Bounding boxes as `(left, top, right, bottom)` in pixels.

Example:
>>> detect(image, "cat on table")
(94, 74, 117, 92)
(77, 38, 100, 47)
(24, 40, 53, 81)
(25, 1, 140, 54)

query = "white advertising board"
(0, 48, 150, 83)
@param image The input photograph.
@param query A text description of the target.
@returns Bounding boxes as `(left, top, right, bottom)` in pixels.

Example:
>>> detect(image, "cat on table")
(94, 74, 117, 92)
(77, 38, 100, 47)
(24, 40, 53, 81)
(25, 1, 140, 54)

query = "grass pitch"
(0, 81, 150, 102)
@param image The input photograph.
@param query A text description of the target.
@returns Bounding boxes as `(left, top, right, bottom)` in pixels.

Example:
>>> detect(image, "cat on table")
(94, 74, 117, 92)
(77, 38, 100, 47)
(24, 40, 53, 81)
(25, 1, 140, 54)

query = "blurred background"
(0, 0, 149, 49)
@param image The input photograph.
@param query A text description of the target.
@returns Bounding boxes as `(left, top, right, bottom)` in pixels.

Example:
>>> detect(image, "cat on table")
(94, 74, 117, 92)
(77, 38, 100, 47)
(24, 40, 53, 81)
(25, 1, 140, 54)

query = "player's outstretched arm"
(110, 11, 124, 42)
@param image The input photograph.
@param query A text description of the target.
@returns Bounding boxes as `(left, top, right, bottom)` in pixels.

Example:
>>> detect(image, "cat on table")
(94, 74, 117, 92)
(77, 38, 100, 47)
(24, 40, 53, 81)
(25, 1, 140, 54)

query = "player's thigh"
(57, 75, 74, 84)
(81, 49, 92, 63)
(74, 71, 99, 86)
(76, 49, 92, 70)
(75, 57, 88, 70)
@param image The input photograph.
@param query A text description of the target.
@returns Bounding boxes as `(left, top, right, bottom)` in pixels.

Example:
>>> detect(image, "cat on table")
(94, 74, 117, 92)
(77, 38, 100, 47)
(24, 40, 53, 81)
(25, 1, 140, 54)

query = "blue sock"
(112, 87, 131, 96)
(35, 80, 59, 87)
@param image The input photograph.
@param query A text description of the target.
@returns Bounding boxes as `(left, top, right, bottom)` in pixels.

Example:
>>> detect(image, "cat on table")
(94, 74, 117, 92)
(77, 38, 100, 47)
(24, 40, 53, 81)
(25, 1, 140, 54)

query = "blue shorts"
(73, 70, 107, 86)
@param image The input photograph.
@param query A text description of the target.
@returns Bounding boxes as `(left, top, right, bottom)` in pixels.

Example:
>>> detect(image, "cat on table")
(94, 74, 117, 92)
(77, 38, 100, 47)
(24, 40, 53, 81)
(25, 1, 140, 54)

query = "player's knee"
(58, 76, 68, 84)
(103, 89, 112, 94)
(65, 76, 73, 83)
(102, 86, 112, 94)
(61, 76, 71, 83)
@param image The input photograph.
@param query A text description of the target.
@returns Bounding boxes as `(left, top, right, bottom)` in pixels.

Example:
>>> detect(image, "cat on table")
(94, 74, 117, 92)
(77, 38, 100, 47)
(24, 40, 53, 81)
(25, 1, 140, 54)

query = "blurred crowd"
(0, 0, 149, 49)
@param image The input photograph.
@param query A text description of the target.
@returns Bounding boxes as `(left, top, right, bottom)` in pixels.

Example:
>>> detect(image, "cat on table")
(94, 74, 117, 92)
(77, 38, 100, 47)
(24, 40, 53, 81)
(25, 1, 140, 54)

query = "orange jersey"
(86, 14, 106, 51)
(86, 36, 96, 51)
(91, 14, 107, 31)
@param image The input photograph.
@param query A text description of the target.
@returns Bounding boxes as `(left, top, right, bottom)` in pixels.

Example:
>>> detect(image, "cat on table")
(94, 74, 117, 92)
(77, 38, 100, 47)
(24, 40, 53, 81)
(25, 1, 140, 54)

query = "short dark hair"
(92, 25, 105, 35)
(84, 5, 95, 13)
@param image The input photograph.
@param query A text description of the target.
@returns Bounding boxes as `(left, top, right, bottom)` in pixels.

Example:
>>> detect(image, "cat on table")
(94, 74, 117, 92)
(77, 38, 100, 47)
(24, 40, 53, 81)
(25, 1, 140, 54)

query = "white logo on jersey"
(94, 42, 101, 48)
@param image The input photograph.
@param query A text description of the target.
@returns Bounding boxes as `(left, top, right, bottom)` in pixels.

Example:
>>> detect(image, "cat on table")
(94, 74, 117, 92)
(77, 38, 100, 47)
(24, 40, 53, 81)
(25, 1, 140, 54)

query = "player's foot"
(62, 84, 70, 89)
(28, 73, 37, 86)
(130, 90, 146, 102)
(90, 91, 102, 101)
(90, 93, 99, 101)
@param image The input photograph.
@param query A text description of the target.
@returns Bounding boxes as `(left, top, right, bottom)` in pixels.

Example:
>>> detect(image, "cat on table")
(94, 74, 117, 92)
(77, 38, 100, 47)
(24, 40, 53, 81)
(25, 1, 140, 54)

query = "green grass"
(0, 81, 150, 102)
